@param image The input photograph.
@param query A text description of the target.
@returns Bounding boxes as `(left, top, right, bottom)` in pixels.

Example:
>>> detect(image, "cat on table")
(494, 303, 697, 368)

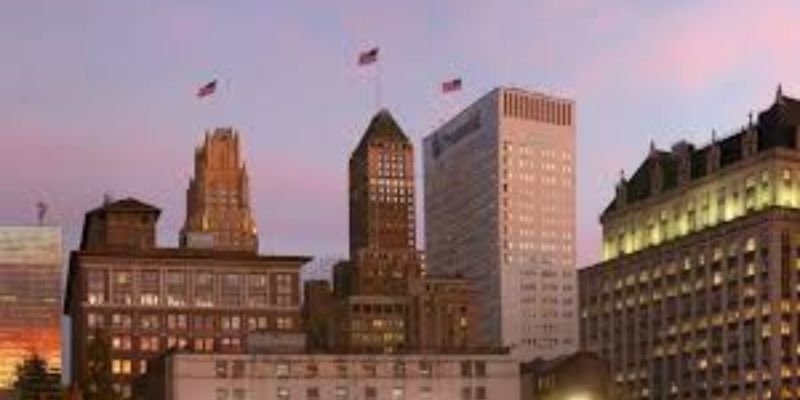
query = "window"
(140, 336, 160, 352)
(277, 317, 293, 330)
(221, 274, 243, 306)
(87, 270, 107, 305)
(139, 270, 160, 306)
(87, 313, 104, 329)
(216, 388, 229, 400)
(215, 360, 228, 378)
(167, 314, 188, 330)
(247, 316, 268, 331)
(365, 387, 378, 400)
(419, 361, 432, 378)
(391, 387, 404, 400)
(277, 387, 290, 400)
(247, 274, 269, 306)
(335, 363, 348, 378)
(474, 361, 486, 377)
(140, 314, 160, 330)
(363, 363, 377, 378)
(475, 386, 487, 400)
(165, 271, 187, 306)
(392, 362, 405, 377)
(111, 271, 133, 305)
(276, 274, 294, 306)
(305, 363, 318, 378)
(111, 359, 131, 375)
(276, 362, 290, 378)
(461, 387, 472, 400)
(111, 313, 132, 329)
(194, 272, 214, 307)
(307, 388, 320, 400)
(232, 389, 246, 400)
(460, 361, 472, 377)
(420, 387, 433, 400)
(335, 387, 349, 400)
(232, 360, 245, 379)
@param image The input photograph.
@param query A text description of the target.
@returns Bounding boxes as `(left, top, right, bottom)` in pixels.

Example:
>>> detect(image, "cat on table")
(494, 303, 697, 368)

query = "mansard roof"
(603, 90, 800, 218)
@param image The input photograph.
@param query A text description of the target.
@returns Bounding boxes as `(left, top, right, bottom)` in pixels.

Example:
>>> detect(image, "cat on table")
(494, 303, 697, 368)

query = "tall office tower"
(180, 128, 258, 252)
(65, 198, 309, 397)
(347, 109, 421, 295)
(580, 88, 800, 399)
(0, 227, 61, 392)
(424, 87, 577, 361)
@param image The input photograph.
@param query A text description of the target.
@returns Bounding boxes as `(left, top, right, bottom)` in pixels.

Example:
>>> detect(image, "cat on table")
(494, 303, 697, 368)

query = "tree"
(80, 329, 119, 400)
(13, 352, 61, 400)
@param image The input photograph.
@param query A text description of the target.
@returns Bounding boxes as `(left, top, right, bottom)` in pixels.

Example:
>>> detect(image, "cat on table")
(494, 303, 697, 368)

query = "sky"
(2, 0, 800, 268)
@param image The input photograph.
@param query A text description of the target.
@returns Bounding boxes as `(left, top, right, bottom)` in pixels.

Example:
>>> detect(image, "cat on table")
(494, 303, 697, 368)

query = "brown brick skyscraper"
(180, 128, 258, 252)
(346, 110, 421, 296)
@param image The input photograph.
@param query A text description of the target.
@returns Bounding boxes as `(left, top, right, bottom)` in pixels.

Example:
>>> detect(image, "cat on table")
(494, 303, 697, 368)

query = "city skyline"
(2, 1, 800, 267)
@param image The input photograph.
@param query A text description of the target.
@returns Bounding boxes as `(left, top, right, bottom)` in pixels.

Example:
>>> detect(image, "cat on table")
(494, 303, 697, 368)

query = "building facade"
(0, 227, 62, 392)
(305, 109, 484, 354)
(180, 128, 258, 252)
(137, 352, 520, 400)
(65, 198, 309, 397)
(424, 87, 577, 360)
(580, 89, 800, 399)
(521, 351, 616, 400)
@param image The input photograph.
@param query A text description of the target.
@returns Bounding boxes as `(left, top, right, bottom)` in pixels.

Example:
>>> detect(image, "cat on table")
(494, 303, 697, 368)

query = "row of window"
(214, 359, 488, 379)
(217, 385, 488, 400)
(88, 312, 294, 331)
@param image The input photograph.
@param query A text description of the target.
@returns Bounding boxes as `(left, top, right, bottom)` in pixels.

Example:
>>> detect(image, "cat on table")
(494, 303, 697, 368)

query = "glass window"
(247, 274, 269, 307)
(474, 361, 486, 377)
(391, 387, 404, 400)
(475, 386, 486, 400)
(194, 272, 214, 307)
(165, 271, 187, 306)
(365, 387, 377, 400)
(87, 270, 107, 305)
(139, 269, 160, 306)
(277, 387, 290, 400)
(221, 274, 242, 306)
(460, 361, 472, 377)
(216, 388, 229, 400)
(276, 362, 290, 378)
(307, 388, 320, 400)
(215, 360, 228, 378)
(335, 387, 349, 400)
(232, 360, 245, 379)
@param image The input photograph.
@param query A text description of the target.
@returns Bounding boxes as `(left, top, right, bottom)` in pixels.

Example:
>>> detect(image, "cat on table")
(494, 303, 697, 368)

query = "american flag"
(358, 47, 379, 66)
(197, 80, 217, 98)
(442, 78, 462, 93)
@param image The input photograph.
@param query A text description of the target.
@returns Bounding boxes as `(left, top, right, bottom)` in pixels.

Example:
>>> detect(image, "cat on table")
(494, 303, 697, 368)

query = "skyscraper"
(347, 109, 420, 296)
(580, 89, 800, 399)
(424, 87, 577, 361)
(0, 227, 61, 392)
(305, 109, 483, 354)
(180, 128, 258, 252)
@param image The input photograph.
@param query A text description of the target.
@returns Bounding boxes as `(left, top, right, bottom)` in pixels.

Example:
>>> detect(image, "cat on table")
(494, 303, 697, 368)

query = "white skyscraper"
(423, 87, 577, 361)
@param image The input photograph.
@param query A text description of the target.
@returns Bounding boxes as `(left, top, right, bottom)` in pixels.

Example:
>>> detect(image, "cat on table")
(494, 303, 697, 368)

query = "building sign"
(432, 112, 482, 159)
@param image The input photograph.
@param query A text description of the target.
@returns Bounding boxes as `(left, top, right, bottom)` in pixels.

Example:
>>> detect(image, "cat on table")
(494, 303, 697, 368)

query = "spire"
(711, 129, 717, 143)
(776, 84, 785, 105)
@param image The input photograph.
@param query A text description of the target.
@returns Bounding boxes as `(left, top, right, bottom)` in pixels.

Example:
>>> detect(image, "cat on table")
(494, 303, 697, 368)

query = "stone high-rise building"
(424, 87, 577, 361)
(65, 198, 309, 398)
(580, 88, 800, 399)
(305, 109, 483, 354)
(347, 110, 421, 296)
(181, 128, 258, 252)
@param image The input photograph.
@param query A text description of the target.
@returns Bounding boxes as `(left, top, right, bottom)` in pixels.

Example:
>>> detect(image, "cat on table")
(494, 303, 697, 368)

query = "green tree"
(80, 329, 119, 400)
(13, 352, 61, 400)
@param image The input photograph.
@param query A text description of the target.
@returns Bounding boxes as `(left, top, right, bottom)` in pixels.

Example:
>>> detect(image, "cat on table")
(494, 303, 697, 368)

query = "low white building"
(138, 352, 520, 400)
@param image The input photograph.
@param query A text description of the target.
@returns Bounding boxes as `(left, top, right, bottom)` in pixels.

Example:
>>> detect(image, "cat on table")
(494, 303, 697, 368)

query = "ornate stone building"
(65, 198, 308, 397)
(580, 88, 800, 399)
(180, 128, 258, 252)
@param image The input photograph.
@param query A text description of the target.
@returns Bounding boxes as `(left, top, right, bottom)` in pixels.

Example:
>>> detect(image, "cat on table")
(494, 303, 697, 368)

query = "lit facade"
(65, 198, 309, 397)
(137, 352, 520, 400)
(0, 227, 61, 389)
(181, 128, 258, 252)
(424, 87, 577, 361)
(580, 90, 800, 399)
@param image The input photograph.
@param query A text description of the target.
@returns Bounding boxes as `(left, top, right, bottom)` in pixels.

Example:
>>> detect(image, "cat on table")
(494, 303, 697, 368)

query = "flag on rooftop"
(358, 47, 379, 66)
(442, 78, 462, 93)
(197, 80, 217, 98)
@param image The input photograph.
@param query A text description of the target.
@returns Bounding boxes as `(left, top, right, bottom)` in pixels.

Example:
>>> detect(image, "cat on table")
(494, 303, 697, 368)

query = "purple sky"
(2, 1, 800, 267)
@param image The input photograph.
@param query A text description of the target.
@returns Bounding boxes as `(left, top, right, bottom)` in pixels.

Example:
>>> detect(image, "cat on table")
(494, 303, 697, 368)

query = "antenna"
(36, 201, 48, 226)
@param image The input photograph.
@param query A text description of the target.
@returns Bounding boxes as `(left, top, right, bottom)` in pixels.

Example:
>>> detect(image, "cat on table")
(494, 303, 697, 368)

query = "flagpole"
(375, 59, 382, 109)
